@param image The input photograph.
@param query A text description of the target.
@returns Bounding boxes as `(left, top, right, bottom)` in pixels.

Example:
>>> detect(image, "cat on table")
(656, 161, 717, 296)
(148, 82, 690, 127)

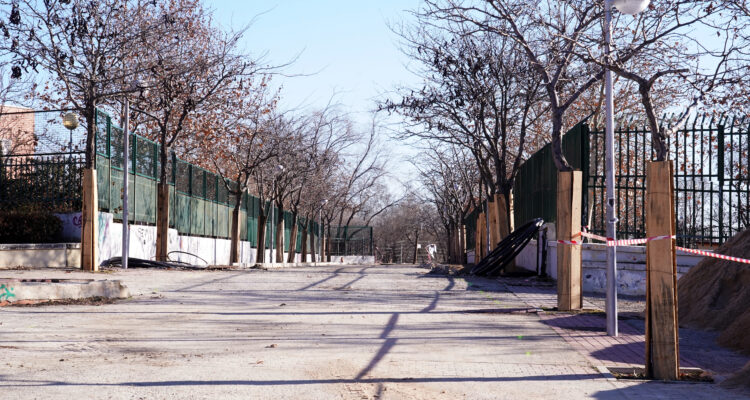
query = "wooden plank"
(495, 194, 514, 269)
(556, 171, 582, 311)
(156, 183, 170, 261)
(488, 197, 501, 248)
(81, 168, 98, 272)
(494, 194, 511, 240)
(645, 161, 679, 380)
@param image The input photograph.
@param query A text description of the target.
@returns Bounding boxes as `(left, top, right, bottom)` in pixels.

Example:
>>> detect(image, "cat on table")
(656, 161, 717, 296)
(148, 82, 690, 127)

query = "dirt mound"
(678, 229, 750, 355)
(721, 361, 750, 391)
(427, 264, 467, 275)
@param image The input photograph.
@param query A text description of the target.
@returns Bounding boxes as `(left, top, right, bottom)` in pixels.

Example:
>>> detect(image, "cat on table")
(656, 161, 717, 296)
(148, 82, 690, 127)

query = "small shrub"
(0, 211, 63, 243)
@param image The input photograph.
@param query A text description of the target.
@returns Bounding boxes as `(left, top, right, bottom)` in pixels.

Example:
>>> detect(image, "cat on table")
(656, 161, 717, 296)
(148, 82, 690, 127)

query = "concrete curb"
(0, 278, 129, 304)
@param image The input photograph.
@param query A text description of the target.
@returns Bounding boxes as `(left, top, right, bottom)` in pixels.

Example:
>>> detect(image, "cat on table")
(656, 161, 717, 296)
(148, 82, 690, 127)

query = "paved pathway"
(0, 265, 746, 399)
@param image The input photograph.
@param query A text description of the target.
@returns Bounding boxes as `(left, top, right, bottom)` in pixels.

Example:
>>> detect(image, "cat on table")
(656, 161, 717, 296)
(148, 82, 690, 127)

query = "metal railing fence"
(0, 152, 84, 213)
(587, 115, 750, 247)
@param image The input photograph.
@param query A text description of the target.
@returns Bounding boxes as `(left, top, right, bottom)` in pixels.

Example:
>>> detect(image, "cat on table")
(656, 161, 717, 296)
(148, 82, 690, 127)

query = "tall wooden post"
(494, 194, 511, 241)
(488, 196, 501, 249)
(476, 212, 486, 260)
(81, 168, 99, 272)
(156, 183, 170, 261)
(495, 193, 514, 270)
(556, 171, 582, 311)
(645, 161, 679, 380)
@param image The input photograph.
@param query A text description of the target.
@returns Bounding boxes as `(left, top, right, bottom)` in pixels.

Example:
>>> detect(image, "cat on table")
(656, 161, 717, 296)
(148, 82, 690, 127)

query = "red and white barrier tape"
(676, 246, 750, 265)
(556, 232, 583, 246)
(557, 227, 750, 265)
(579, 231, 675, 247)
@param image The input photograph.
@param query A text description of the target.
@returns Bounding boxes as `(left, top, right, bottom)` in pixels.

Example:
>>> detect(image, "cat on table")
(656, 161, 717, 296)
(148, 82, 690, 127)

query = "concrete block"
(0, 279, 129, 303)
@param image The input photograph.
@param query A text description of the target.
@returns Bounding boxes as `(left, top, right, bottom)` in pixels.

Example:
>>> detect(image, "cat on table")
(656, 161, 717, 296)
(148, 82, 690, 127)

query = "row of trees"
(382, 0, 750, 262)
(0, 0, 393, 263)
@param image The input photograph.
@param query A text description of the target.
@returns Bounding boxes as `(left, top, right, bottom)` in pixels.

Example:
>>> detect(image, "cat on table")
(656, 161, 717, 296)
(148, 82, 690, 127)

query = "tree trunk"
(275, 209, 284, 263)
(84, 104, 96, 169)
(229, 191, 242, 264)
(155, 143, 170, 261)
(256, 212, 267, 263)
(551, 112, 573, 171)
(287, 212, 299, 263)
(310, 221, 317, 262)
(300, 218, 309, 263)
(325, 224, 332, 262)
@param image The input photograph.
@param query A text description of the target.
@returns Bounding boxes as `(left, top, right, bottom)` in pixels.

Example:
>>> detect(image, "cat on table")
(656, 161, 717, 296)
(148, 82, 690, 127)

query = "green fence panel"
(175, 193, 191, 233)
(135, 175, 156, 224)
(512, 121, 589, 226)
(91, 108, 330, 250)
(96, 156, 110, 211)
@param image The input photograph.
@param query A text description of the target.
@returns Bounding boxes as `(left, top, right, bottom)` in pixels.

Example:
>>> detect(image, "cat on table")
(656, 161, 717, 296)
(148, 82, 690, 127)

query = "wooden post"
(488, 196, 501, 249)
(156, 183, 170, 261)
(494, 194, 511, 241)
(81, 168, 99, 272)
(556, 171, 582, 311)
(645, 161, 679, 380)
(495, 193, 515, 270)
(477, 212, 486, 260)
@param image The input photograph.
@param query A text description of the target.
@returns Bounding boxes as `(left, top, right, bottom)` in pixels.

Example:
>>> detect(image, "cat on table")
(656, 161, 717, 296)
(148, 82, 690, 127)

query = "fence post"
(645, 160, 679, 380)
(717, 124, 725, 241)
(81, 168, 99, 271)
(556, 170, 582, 311)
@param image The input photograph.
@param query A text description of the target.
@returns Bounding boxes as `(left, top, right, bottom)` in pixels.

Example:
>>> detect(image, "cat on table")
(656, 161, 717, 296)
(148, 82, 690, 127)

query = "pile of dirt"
(427, 264, 467, 276)
(678, 229, 750, 356)
(721, 361, 750, 390)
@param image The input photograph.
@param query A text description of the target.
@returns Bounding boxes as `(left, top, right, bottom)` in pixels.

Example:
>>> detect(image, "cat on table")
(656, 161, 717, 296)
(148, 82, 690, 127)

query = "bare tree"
(575, 1, 750, 160)
(418, 0, 608, 171)
(201, 76, 279, 264)
(3, 0, 169, 167)
(384, 13, 545, 227)
(130, 0, 256, 260)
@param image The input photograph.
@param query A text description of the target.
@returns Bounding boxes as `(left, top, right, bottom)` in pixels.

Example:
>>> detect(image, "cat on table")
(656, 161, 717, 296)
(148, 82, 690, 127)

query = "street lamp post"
(62, 113, 78, 156)
(120, 82, 148, 270)
(319, 199, 328, 263)
(603, 0, 650, 336)
(270, 164, 284, 265)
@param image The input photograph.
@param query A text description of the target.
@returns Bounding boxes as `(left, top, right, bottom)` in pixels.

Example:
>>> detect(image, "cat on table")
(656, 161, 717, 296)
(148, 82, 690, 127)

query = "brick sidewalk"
(503, 281, 699, 369)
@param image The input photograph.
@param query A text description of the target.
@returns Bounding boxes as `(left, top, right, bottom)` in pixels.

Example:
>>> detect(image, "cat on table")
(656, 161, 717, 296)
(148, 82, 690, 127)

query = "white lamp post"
(270, 164, 284, 264)
(62, 113, 78, 155)
(603, 0, 650, 336)
(121, 82, 148, 270)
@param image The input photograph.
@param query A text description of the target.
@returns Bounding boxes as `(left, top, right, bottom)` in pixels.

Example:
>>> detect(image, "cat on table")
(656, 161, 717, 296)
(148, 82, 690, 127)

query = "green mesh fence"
(92, 108, 335, 253)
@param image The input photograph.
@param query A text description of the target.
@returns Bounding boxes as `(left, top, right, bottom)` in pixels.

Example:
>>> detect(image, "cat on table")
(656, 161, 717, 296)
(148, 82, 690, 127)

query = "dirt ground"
(0, 265, 747, 399)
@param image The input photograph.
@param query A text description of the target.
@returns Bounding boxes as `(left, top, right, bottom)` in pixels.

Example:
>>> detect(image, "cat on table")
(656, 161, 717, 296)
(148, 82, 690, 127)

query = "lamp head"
(612, 0, 650, 15)
(62, 112, 79, 131)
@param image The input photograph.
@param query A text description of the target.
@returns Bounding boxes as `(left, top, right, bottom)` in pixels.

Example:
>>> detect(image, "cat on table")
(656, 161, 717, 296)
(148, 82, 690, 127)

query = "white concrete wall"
(97, 212, 322, 266)
(516, 239, 705, 296)
(0, 244, 80, 269)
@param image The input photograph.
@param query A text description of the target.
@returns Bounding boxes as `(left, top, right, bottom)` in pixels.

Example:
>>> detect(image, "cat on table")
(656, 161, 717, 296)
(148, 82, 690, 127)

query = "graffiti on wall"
(0, 284, 15, 301)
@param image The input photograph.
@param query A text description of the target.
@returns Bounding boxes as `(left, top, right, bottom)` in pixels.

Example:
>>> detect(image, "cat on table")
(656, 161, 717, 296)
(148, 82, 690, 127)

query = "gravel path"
(0, 265, 746, 399)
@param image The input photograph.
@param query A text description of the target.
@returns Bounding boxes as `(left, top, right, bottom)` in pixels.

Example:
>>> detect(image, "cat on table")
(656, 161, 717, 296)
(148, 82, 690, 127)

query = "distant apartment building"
(0, 105, 36, 155)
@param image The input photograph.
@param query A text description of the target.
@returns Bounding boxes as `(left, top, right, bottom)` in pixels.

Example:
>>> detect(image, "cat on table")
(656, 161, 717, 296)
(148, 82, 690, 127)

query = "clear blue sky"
(209, 0, 424, 187)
